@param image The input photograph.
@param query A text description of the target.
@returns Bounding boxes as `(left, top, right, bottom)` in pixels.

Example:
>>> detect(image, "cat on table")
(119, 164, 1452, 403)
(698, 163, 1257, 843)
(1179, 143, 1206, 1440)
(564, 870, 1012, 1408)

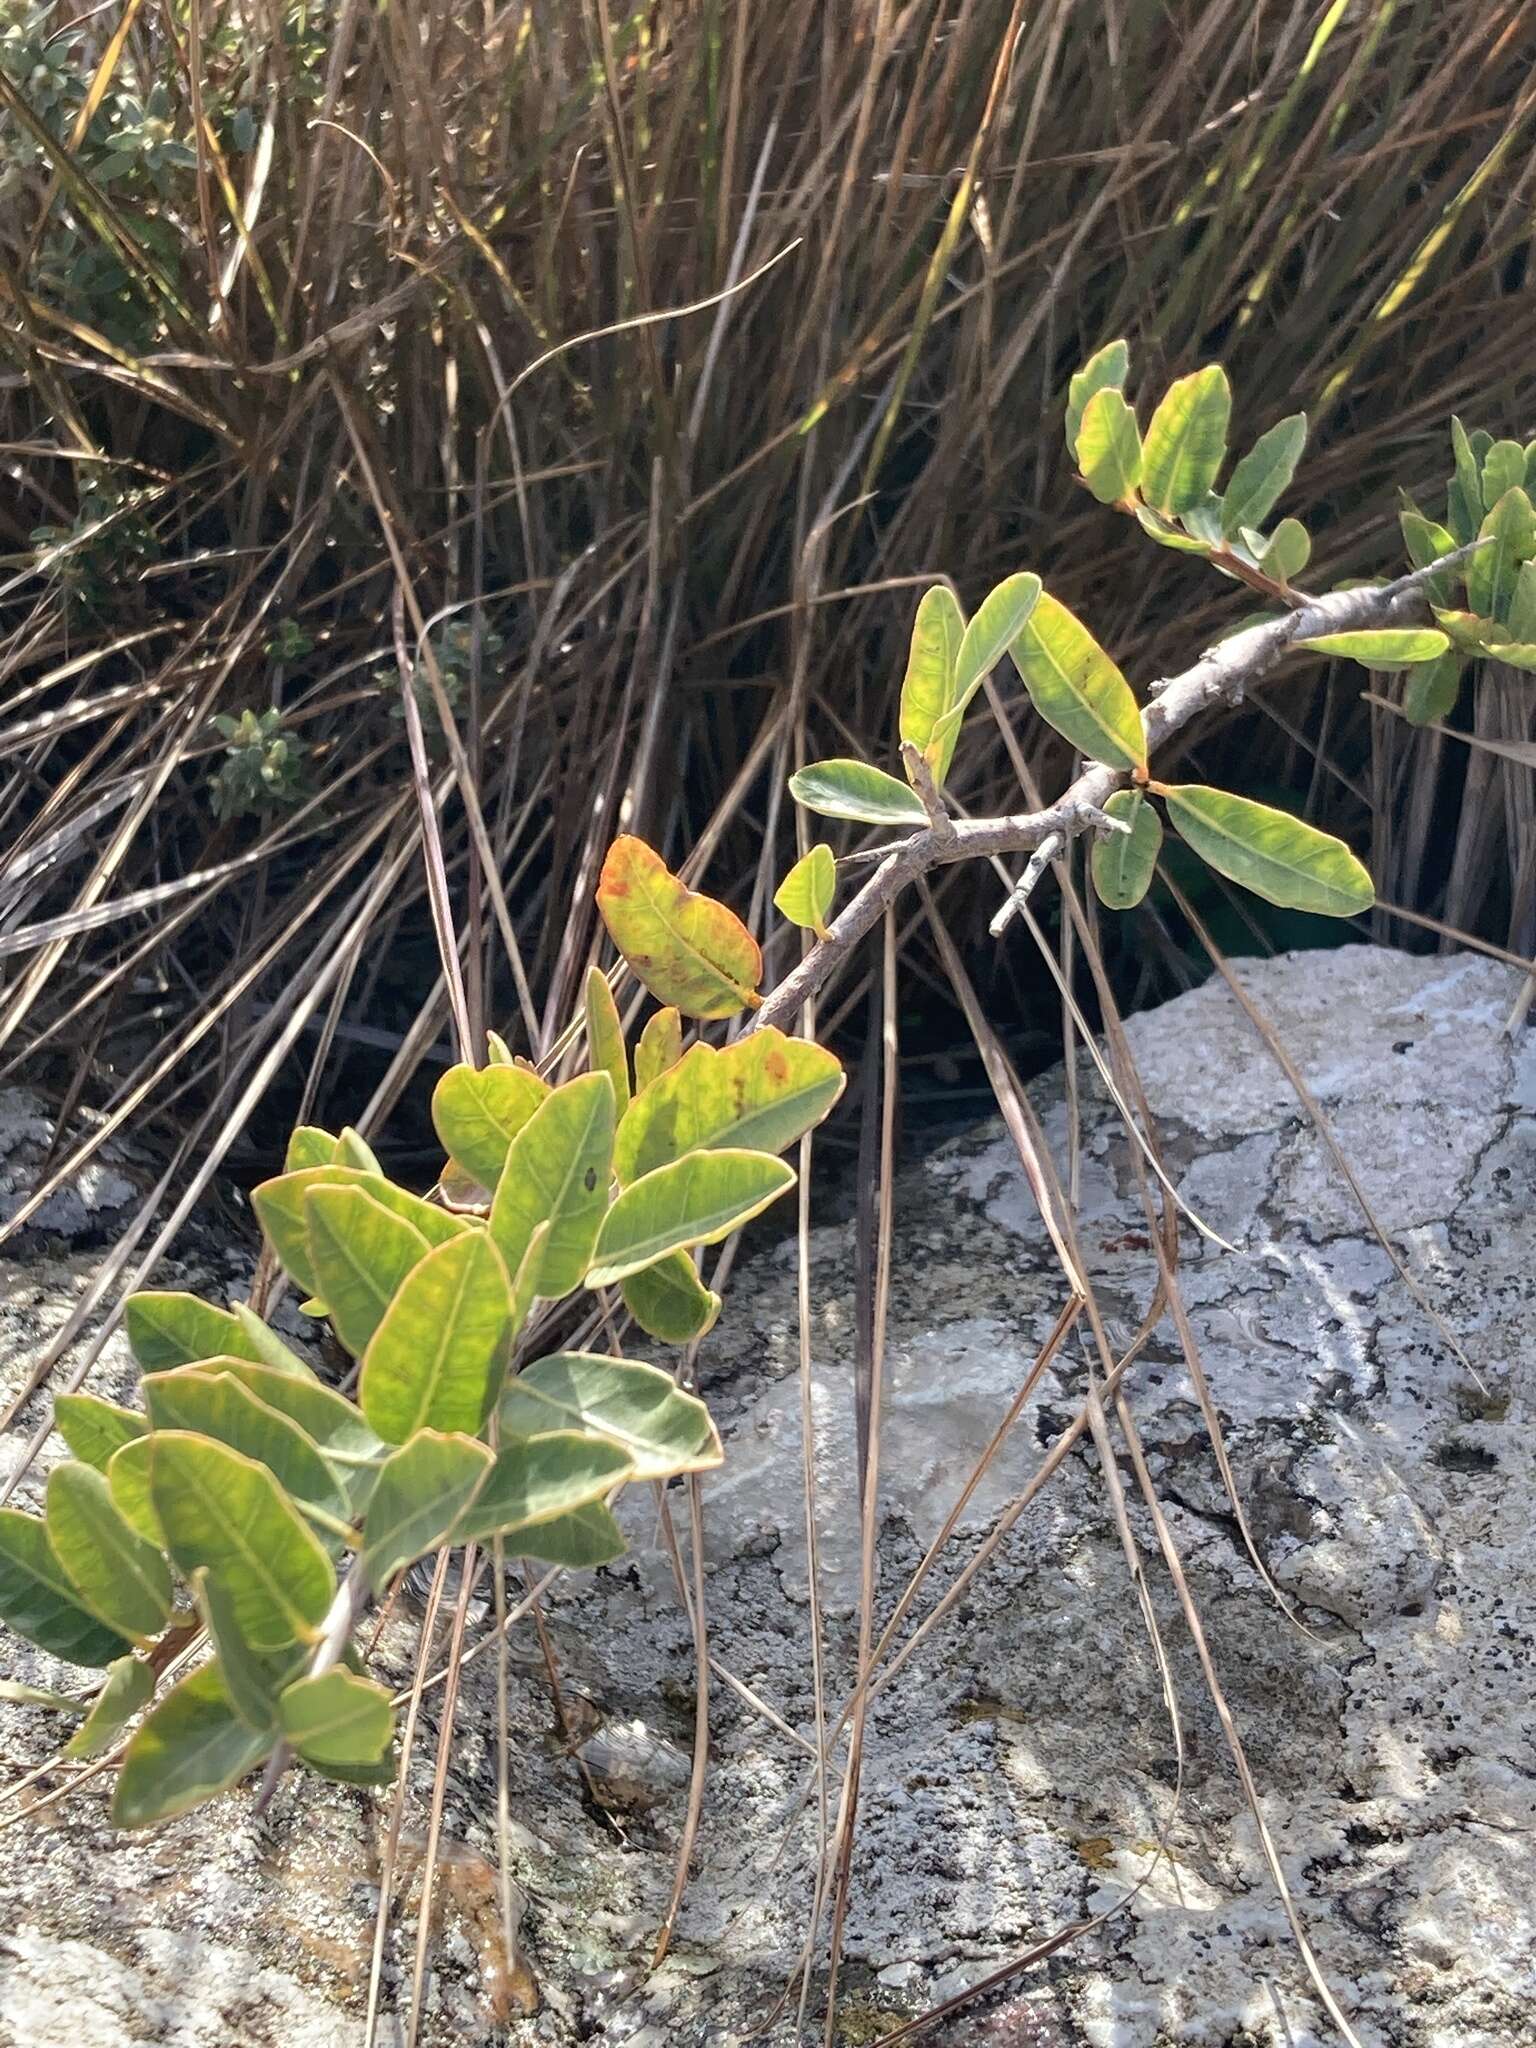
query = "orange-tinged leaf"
(597, 837, 761, 1020)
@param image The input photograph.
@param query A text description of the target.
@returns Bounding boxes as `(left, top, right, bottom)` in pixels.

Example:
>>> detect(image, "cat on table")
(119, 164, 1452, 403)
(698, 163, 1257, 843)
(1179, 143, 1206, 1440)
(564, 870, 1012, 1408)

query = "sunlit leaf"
(1008, 593, 1146, 771)
(46, 1464, 173, 1638)
(1447, 416, 1483, 544)
(1431, 606, 1506, 652)
(587, 1149, 796, 1287)
(285, 1126, 337, 1172)
(360, 1230, 515, 1444)
(304, 1185, 430, 1358)
(896, 584, 965, 764)
(946, 573, 1042, 750)
(210, 1361, 382, 1465)
(125, 1291, 283, 1375)
(252, 1165, 465, 1298)
(112, 1663, 272, 1828)
(773, 845, 836, 935)
(1162, 785, 1373, 916)
(787, 759, 929, 828)
(194, 1568, 303, 1734)
(1141, 365, 1230, 515)
(143, 1369, 350, 1524)
(500, 1353, 721, 1480)
(63, 1654, 152, 1760)
(1400, 508, 1459, 605)
(1134, 504, 1214, 555)
(0, 1507, 132, 1666)
(621, 1252, 721, 1345)
(53, 1392, 145, 1473)
(634, 1007, 683, 1092)
(457, 1431, 633, 1544)
(583, 966, 630, 1116)
(1509, 560, 1536, 644)
(597, 836, 762, 1019)
(614, 1028, 844, 1183)
(360, 1430, 492, 1589)
(1403, 652, 1463, 725)
(106, 1438, 166, 1549)
(1089, 790, 1161, 910)
(279, 1668, 393, 1767)
(1467, 486, 1536, 622)
(1077, 388, 1142, 505)
(1065, 338, 1129, 455)
(1220, 413, 1306, 537)
(1481, 439, 1526, 506)
(1294, 628, 1449, 671)
(148, 1433, 334, 1651)
(431, 1062, 549, 1187)
(487, 1072, 615, 1297)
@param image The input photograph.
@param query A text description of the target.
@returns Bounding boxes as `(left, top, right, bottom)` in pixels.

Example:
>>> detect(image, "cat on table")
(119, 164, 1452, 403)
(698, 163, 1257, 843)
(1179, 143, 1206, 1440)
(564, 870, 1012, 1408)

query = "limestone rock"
(0, 946, 1532, 2047)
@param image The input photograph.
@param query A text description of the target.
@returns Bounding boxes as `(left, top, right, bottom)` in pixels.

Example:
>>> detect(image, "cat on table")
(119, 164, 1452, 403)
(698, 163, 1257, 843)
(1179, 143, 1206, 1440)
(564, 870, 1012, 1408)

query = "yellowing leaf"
(1089, 790, 1161, 910)
(360, 1229, 515, 1443)
(1076, 388, 1142, 505)
(945, 573, 1042, 769)
(1163, 786, 1373, 917)
(614, 1028, 845, 1183)
(252, 1165, 465, 1298)
(896, 584, 965, 762)
(1294, 628, 1449, 671)
(487, 1072, 615, 1297)
(143, 1368, 350, 1524)
(597, 836, 761, 1019)
(1008, 593, 1146, 770)
(787, 759, 929, 828)
(583, 967, 630, 1115)
(774, 845, 836, 935)
(303, 1185, 431, 1358)
(1141, 365, 1231, 515)
(431, 1062, 549, 1186)
(125, 1291, 285, 1375)
(53, 1392, 145, 1473)
(1467, 486, 1536, 621)
(1065, 338, 1129, 455)
(587, 1149, 796, 1287)
(634, 1007, 683, 1092)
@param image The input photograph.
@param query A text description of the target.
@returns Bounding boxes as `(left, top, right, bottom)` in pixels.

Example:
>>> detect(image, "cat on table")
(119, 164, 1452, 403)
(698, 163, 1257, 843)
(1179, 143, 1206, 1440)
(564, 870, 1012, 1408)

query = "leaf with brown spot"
(597, 837, 761, 1020)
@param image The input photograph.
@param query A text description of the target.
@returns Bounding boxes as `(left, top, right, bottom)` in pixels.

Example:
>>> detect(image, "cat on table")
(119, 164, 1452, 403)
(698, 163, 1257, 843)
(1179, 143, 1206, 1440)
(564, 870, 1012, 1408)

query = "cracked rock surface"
(1, 945, 1532, 2047)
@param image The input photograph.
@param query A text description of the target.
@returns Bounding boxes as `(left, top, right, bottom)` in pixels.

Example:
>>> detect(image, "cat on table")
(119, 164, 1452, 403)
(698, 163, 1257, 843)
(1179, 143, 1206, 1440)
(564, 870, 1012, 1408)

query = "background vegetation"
(2, 0, 1533, 1211)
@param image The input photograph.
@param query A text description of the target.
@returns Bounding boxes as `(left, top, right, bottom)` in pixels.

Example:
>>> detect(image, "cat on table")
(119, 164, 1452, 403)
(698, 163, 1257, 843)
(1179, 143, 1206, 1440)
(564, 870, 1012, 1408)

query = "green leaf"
(285, 1126, 338, 1172)
(486, 1030, 517, 1065)
(1256, 517, 1311, 583)
(1481, 439, 1526, 506)
(112, 1663, 272, 1828)
(359, 1430, 492, 1589)
(587, 1149, 796, 1288)
(148, 1433, 335, 1651)
(457, 1431, 633, 1544)
(1135, 505, 1215, 555)
(125, 1291, 281, 1374)
(229, 1305, 316, 1378)
(252, 1166, 465, 1298)
(1141, 365, 1230, 516)
(46, 1464, 173, 1639)
(1180, 495, 1225, 546)
(1400, 509, 1459, 605)
(1076, 388, 1142, 505)
(53, 1393, 145, 1473)
(1403, 652, 1464, 726)
(1065, 338, 1129, 455)
(279, 1668, 393, 1768)
(1477, 640, 1536, 673)
(1467, 486, 1536, 622)
(211, 1362, 382, 1466)
(359, 1230, 515, 1444)
(1008, 593, 1146, 771)
(1219, 413, 1306, 538)
(0, 1679, 83, 1712)
(634, 1007, 683, 1092)
(787, 759, 929, 828)
(774, 845, 836, 935)
(1162, 785, 1373, 917)
(614, 1027, 845, 1182)
(106, 1438, 166, 1549)
(336, 1128, 381, 1173)
(620, 1252, 722, 1345)
(511, 1503, 626, 1569)
(194, 1569, 303, 1734)
(896, 584, 965, 764)
(596, 836, 762, 1020)
(1293, 628, 1450, 671)
(304, 1185, 431, 1357)
(583, 967, 630, 1116)
(1090, 790, 1162, 910)
(143, 1369, 350, 1524)
(487, 1072, 615, 1297)
(1447, 417, 1483, 544)
(947, 573, 1042, 734)
(64, 1654, 153, 1759)
(500, 1353, 721, 1480)
(431, 1062, 549, 1188)
(1508, 560, 1536, 644)
(0, 1508, 132, 1665)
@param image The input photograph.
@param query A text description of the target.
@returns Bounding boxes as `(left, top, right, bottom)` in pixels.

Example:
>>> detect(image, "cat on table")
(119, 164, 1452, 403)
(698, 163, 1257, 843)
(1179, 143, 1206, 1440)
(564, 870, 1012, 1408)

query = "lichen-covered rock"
(0, 946, 1532, 2047)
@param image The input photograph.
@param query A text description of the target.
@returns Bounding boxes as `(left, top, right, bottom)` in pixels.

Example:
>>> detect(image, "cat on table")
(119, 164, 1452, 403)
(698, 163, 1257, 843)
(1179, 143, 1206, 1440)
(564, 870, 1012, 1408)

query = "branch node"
(899, 741, 956, 845)
(990, 829, 1064, 937)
